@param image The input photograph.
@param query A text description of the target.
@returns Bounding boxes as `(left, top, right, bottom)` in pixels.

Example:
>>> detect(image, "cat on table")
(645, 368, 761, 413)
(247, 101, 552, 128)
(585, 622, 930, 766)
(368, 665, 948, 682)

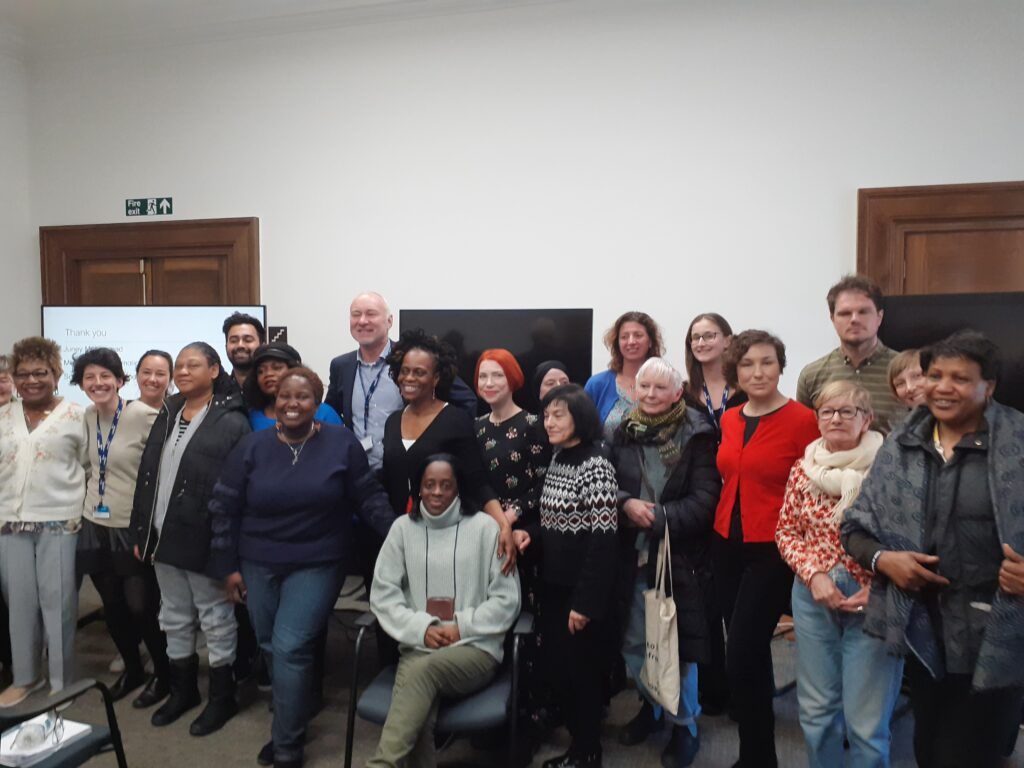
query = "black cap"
(252, 343, 301, 367)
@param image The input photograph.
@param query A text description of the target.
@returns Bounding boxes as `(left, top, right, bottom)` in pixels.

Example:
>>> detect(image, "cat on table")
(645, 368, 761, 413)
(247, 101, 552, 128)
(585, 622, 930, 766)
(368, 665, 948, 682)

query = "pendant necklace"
(279, 423, 316, 466)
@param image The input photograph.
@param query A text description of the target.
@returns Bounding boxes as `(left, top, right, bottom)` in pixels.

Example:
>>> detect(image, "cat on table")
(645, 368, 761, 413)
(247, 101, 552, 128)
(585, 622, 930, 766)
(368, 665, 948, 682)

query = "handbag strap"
(639, 448, 673, 598)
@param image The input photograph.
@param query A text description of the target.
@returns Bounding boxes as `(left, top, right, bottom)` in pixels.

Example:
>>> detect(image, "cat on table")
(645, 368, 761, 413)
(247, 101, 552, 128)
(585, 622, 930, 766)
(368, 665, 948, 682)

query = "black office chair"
(0, 678, 128, 767)
(343, 611, 533, 768)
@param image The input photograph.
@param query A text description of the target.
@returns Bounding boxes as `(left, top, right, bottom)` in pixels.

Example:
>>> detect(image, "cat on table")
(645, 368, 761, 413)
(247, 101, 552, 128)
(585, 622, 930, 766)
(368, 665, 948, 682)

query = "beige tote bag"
(640, 530, 680, 715)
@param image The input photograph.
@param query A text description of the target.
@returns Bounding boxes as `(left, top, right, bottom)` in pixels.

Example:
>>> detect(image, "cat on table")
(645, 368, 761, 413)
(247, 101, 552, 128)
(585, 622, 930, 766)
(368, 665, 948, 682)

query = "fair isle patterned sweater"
(535, 442, 618, 620)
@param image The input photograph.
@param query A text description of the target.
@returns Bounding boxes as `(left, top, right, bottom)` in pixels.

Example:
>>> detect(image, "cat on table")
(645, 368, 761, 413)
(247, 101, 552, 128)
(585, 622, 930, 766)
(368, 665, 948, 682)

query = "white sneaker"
(0, 679, 47, 708)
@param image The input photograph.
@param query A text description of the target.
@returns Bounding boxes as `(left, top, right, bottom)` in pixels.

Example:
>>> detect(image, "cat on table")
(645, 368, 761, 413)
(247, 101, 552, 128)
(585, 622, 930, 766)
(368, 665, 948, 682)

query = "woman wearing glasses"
(0, 337, 87, 707)
(776, 381, 902, 767)
(682, 313, 746, 437)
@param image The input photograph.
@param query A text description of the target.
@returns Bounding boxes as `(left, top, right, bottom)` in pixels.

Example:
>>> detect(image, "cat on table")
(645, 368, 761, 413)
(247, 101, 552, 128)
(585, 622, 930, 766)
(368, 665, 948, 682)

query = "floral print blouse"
(475, 410, 550, 528)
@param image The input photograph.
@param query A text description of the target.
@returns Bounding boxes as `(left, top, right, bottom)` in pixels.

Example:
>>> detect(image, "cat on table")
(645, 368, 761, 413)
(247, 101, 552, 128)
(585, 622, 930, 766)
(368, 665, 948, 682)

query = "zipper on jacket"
(142, 402, 176, 563)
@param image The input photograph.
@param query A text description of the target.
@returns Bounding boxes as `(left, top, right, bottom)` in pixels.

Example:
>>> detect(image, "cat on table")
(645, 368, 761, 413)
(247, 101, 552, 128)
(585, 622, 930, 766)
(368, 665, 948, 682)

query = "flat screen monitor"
(399, 308, 593, 412)
(879, 292, 1024, 412)
(41, 304, 267, 407)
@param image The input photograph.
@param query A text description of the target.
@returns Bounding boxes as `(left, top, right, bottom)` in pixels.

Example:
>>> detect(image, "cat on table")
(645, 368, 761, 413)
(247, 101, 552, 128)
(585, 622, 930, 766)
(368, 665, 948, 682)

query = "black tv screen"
(399, 308, 594, 412)
(879, 292, 1024, 412)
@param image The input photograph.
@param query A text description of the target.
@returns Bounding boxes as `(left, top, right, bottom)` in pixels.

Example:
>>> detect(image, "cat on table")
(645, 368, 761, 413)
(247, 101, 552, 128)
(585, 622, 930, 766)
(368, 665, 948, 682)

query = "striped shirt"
(795, 343, 902, 435)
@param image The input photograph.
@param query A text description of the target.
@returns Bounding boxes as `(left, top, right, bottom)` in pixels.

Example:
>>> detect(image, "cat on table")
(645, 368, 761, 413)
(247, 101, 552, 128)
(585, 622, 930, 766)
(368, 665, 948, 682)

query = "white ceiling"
(0, 0, 566, 60)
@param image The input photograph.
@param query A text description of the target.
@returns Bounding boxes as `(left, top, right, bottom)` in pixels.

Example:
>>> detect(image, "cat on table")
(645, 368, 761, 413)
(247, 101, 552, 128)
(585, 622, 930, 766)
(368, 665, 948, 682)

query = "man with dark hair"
(222, 312, 265, 391)
(796, 274, 901, 433)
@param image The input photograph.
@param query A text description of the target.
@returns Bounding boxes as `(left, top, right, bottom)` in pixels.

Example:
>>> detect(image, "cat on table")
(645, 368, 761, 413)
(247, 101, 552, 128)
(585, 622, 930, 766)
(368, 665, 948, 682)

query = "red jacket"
(714, 399, 819, 543)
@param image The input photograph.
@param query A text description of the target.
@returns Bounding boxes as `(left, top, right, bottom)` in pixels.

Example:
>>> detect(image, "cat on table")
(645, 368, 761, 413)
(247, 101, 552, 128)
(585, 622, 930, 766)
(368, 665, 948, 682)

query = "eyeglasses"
(13, 369, 52, 382)
(690, 332, 719, 344)
(817, 406, 865, 421)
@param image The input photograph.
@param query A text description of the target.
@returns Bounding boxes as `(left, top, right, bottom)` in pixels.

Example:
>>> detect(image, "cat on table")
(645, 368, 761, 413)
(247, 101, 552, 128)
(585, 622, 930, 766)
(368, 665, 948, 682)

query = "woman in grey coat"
(841, 330, 1024, 768)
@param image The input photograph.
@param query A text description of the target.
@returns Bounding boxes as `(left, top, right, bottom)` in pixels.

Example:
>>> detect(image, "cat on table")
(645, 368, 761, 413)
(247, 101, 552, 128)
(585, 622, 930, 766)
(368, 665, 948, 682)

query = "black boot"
(151, 655, 201, 726)
(189, 664, 238, 736)
(619, 699, 661, 746)
(661, 725, 700, 768)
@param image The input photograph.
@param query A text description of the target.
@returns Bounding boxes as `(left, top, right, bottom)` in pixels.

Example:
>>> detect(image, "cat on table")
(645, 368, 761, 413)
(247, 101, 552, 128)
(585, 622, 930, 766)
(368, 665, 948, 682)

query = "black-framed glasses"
(817, 406, 865, 421)
(690, 332, 719, 344)
(13, 369, 52, 382)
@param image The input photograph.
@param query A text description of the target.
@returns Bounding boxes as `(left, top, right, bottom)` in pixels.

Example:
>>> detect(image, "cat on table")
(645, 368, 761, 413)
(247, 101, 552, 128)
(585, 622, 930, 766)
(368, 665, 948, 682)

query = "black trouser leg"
(699, 571, 729, 709)
(907, 658, 1024, 768)
(91, 572, 144, 675)
(713, 536, 793, 768)
(124, 568, 169, 679)
(540, 584, 607, 756)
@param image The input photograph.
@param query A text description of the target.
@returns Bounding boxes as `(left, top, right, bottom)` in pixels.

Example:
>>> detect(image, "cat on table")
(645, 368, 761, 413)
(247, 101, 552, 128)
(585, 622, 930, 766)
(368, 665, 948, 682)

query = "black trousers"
(699, 568, 730, 709)
(90, 568, 168, 679)
(539, 583, 608, 756)
(907, 657, 1023, 768)
(713, 535, 794, 768)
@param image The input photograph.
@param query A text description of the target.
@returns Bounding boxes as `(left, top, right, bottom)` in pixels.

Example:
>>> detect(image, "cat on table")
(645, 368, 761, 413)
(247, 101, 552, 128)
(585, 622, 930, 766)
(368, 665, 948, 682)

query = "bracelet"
(870, 549, 885, 573)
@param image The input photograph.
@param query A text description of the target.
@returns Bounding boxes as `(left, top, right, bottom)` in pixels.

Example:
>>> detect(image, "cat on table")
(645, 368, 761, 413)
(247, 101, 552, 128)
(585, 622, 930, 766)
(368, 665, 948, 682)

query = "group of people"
(0, 275, 1021, 768)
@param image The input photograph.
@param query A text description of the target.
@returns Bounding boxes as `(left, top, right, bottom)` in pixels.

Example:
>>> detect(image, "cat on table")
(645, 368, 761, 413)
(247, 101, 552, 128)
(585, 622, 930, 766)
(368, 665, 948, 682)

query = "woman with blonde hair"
(776, 380, 902, 767)
(887, 349, 925, 410)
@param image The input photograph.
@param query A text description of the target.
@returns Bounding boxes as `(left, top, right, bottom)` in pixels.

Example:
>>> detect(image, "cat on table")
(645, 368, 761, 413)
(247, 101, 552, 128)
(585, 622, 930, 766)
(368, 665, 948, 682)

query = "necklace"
(278, 423, 316, 466)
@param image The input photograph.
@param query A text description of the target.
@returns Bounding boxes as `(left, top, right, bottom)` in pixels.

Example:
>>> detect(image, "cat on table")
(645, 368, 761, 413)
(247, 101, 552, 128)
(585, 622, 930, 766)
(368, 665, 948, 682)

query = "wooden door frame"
(39, 217, 260, 304)
(857, 181, 1024, 295)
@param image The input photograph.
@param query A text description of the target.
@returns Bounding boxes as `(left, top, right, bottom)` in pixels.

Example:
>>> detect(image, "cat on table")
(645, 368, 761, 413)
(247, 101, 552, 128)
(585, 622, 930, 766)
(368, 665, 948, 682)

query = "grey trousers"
(0, 531, 78, 691)
(154, 562, 237, 667)
(367, 645, 498, 768)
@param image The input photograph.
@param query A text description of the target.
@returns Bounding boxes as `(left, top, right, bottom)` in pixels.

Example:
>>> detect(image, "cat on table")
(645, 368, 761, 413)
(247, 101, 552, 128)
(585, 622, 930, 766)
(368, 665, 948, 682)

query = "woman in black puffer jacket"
(130, 342, 250, 737)
(611, 357, 720, 768)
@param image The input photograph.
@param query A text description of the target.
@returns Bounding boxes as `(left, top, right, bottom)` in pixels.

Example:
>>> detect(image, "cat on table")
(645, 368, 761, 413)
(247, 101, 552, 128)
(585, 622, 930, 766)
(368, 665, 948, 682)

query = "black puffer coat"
(611, 407, 721, 664)
(130, 390, 251, 578)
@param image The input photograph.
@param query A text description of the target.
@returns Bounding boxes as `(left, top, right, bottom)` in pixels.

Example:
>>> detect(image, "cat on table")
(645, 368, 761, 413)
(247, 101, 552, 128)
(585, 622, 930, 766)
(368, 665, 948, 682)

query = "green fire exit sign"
(126, 197, 173, 216)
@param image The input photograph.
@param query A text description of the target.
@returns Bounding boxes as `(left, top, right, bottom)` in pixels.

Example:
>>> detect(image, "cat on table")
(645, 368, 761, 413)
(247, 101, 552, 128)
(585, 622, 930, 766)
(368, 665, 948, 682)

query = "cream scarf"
(801, 430, 884, 524)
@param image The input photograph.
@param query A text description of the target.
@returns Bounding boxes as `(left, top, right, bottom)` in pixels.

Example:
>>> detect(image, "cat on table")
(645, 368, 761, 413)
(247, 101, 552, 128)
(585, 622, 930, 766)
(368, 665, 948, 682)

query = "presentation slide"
(42, 305, 267, 407)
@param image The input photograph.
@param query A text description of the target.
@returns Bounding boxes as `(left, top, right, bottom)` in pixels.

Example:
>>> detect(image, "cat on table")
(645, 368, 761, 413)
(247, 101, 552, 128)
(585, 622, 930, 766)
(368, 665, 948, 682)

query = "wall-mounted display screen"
(880, 292, 1024, 412)
(41, 304, 267, 407)
(399, 308, 594, 411)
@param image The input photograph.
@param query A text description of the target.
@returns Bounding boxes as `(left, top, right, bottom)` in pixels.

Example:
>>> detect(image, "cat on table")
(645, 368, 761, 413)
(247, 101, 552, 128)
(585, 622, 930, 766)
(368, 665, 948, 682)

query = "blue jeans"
(791, 567, 904, 768)
(242, 560, 343, 762)
(622, 573, 700, 732)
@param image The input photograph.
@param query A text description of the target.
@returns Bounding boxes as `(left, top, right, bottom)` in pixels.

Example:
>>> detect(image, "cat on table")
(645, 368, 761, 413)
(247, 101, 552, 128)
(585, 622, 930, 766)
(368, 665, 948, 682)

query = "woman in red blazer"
(713, 330, 819, 768)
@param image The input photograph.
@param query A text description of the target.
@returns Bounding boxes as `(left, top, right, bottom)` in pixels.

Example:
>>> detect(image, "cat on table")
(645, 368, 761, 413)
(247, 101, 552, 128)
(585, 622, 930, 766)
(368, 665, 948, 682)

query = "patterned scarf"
(801, 430, 883, 524)
(622, 400, 688, 466)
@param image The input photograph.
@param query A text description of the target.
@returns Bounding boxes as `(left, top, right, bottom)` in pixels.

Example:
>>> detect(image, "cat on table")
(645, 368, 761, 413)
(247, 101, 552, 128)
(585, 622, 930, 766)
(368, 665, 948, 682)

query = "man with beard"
(220, 312, 266, 688)
(222, 312, 265, 393)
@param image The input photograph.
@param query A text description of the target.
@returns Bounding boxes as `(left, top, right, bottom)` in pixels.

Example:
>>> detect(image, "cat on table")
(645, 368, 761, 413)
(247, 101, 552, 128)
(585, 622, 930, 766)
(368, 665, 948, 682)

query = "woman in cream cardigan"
(0, 337, 87, 707)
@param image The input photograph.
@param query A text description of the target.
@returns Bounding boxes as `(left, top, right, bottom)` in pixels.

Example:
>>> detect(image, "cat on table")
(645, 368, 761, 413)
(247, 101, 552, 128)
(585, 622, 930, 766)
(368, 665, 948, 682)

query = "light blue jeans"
(622, 573, 699, 734)
(791, 566, 904, 768)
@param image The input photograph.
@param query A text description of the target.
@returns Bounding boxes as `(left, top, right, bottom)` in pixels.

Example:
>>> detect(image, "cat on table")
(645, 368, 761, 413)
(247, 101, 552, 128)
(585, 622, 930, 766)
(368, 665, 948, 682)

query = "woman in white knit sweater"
(0, 337, 87, 707)
(369, 453, 523, 768)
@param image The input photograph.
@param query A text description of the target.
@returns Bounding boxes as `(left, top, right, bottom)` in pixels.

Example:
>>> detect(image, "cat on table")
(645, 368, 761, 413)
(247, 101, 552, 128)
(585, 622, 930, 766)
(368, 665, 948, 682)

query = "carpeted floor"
(23, 579, 1024, 767)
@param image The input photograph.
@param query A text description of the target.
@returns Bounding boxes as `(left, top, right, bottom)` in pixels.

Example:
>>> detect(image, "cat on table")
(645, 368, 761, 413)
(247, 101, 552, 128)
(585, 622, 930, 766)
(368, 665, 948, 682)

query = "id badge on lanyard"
(94, 400, 123, 519)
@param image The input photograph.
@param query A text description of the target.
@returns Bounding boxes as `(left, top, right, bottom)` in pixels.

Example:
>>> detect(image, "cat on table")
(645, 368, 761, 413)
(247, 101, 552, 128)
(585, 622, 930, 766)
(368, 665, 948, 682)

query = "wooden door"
(40, 218, 259, 305)
(858, 182, 1024, 295)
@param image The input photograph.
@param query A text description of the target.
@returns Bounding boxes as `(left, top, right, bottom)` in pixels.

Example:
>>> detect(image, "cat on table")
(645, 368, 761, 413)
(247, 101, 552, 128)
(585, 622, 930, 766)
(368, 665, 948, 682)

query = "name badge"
(359, 436, 373, 452)
(426, 596, 455, 622)
(95, 504, 111, 520)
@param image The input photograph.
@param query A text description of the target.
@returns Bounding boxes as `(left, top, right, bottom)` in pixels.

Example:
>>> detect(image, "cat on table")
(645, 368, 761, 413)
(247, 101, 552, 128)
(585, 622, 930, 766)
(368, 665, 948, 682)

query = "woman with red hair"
(474, 349, 550, 532)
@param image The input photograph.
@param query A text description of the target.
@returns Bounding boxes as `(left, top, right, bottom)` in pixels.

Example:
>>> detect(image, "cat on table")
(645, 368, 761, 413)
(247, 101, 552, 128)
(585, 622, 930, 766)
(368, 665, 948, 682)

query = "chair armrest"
(0, 679, 98, 728)
(513, 611, 534, 636)
(355, 611, 379, 629)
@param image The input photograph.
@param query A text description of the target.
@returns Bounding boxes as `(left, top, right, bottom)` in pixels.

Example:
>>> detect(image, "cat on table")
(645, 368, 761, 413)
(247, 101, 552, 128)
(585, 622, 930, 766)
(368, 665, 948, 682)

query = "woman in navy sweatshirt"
(208, 367, 395, 768)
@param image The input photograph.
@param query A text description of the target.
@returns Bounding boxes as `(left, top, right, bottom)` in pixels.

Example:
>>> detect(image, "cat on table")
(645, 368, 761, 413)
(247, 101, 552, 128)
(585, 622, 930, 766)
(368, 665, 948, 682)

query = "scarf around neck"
(622, 400, 688, 465)
(801, 430, 883, 524)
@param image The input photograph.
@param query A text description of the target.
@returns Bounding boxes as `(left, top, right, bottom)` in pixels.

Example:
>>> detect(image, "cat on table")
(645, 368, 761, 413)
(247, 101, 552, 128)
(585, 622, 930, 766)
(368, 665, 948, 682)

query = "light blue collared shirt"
(353, 341, 404, 471)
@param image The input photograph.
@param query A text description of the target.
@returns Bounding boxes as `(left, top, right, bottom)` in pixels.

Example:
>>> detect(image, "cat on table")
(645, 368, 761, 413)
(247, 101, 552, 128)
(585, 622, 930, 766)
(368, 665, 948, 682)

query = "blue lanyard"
(95, 399, 124, 504)
(358, 362, 387, 431)
(702, 381, 729, 426)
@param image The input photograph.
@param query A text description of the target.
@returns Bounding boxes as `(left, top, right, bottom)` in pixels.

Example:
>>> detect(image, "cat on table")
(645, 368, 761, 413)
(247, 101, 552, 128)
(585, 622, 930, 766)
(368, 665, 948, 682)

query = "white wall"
(14, 0, 1024, 389)
(0, 29, 35, 346)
